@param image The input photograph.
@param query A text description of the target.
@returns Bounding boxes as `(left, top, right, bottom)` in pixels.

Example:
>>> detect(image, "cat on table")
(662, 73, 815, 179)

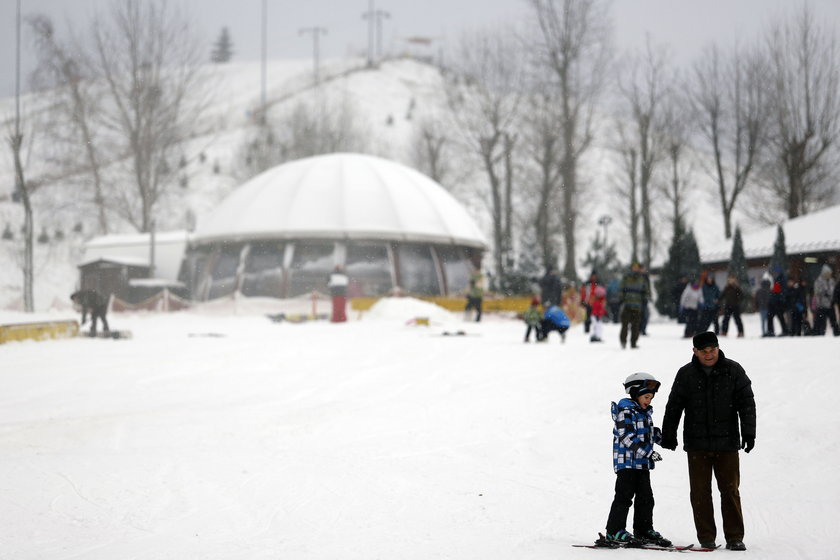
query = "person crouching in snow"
(523, 297, 543, 342)
(539, 304, 570, 342)
(601, 372, 671, 548)
(590, 285, 607, 342)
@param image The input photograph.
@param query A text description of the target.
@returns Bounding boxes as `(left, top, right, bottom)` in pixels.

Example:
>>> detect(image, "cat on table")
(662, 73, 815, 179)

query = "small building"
(180, 153, 488, 301)
(697, 203, 840, 288)
(78, 231, 190, 305)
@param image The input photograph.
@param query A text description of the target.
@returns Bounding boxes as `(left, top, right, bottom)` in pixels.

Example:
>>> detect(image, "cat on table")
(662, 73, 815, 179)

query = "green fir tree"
(655, 217, 701, 317)
(727, 225, 752, 307)
(211, 27, 234, 63)
(769, 224, 787, 276)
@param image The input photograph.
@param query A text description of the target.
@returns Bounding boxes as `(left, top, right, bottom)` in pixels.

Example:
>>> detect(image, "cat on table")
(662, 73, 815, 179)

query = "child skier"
(590, 285, 607, 342)
(523, 297, 543, 342)
(600, 372, 672, 548)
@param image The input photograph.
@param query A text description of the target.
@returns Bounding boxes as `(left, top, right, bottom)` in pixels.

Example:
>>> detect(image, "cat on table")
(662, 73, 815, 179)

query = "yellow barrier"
(350, 296, 584, 321)
(0, 320, 80, 344)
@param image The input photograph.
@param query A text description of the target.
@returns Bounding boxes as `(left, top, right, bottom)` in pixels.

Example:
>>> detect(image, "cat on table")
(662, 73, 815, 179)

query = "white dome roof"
(195, 153, 487, 248)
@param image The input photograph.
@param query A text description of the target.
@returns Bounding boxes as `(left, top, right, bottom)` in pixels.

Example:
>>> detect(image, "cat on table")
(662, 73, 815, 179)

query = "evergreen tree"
(769, 224, 787, 276)
(727, 225, 752, 307)
(211, 27, 234, 63)
(655, 217, 701, 317)
(581, 230, 623, 288)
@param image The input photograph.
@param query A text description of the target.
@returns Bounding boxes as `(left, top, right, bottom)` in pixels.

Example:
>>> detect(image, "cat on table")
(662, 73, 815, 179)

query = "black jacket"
(662, 350, 756, 452)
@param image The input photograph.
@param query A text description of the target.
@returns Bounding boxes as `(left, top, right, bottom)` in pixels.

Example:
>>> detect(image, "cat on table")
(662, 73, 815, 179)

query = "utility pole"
(374, 8, 390, 61)
(362, 0, 375, 67)
(260, 0, 267, 123)
(10, 0, 33, 311)
(299, 26, 327, 85)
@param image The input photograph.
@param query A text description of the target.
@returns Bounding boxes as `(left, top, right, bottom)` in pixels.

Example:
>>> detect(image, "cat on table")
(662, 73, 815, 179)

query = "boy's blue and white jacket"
(612, 398, 662, 472)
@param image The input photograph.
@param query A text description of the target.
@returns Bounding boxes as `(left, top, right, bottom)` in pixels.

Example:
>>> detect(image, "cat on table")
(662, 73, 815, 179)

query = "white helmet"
(623, 372, 661, 396)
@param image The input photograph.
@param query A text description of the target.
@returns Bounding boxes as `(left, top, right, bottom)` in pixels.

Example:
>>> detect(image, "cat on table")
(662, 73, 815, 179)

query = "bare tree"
(521, 86, 564, 270)
(763, 3, 840, 218)
(658, 86, 694, 234)
(614, 38, 669, 267)
(28, 15, 110, 234)
(444, 28, 524, 281)
(237, 95, 370, 180)
(689, 43, 770, 238)
(528, 0, 612, 281)
(91, 0, 208, 232)
(410, 116, 452, 186)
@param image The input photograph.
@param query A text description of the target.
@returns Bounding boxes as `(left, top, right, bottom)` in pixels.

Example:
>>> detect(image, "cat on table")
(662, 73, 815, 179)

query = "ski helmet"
(623, 372, 661, 399)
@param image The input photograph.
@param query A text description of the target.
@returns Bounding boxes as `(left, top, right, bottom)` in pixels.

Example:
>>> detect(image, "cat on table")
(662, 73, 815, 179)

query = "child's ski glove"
(650, 451, 663, 462)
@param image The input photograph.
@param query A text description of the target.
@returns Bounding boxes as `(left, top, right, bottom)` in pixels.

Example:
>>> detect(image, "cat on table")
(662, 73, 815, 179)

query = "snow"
(0, 298, 836, 559)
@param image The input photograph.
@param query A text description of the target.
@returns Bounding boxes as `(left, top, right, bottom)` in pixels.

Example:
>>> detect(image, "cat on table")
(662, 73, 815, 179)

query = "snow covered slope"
(0, 301, 834, 559)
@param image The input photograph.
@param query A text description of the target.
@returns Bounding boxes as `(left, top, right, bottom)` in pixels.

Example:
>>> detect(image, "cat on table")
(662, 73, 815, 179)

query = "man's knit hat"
(693, 331, 718, 349)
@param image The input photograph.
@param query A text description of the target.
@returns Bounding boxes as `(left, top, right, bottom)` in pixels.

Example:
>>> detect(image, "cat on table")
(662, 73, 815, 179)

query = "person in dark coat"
(661, 332, 756, 552)
(698, 274, 721, 334)
(785, 277, 807, 336)
(753, 276, 771, 337)
(70, 290, 110, 335)
(766, 270, 788, 336)
(719, 275, 744, 337)
(619, 262, 650, 349)
(539, 265, 564, 308)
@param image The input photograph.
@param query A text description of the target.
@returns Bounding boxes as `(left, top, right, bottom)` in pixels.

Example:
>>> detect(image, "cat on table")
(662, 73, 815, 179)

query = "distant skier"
(538, 304, 570, 342)
(70, 290, 110, 336)
(600, 372, 671, 548)
(328, 265, 348, 323)
(522, 297, 543, 342)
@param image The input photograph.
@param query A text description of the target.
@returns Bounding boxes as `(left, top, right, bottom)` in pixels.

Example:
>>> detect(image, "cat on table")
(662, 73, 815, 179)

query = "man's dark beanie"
(693, 331, 719, 349)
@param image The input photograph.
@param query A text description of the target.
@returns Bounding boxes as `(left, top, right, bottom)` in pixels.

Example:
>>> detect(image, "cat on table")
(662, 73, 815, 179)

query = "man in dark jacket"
(539, 266, 564, 308)
(618, 262, 650, 349)
(70, 290, 110, 335)
(661, 331, 755, 552)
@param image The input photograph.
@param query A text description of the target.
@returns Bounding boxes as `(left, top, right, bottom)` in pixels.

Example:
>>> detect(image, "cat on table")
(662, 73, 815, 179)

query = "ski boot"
(635, 529, 672, 548)
(605, 529, 644, 548)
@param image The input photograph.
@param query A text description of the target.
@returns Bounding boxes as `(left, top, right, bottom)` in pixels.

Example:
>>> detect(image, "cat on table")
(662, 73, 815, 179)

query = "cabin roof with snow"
(700, 203, 840, 264)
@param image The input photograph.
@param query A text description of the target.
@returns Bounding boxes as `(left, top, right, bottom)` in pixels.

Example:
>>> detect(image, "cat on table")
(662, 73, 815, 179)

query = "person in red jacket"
(590, 285, 608, 342)
(580, 271, 600, 334)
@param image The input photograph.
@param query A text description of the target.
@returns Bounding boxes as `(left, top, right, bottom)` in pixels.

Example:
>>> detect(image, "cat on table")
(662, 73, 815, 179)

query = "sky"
(3, 0, 840, 98)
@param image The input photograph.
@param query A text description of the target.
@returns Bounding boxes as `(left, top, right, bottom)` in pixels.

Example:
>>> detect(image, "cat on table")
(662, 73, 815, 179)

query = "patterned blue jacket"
(612, 398, 662, 472)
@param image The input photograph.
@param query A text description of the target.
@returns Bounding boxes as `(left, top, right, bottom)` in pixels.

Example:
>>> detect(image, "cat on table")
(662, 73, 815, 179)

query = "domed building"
(181, 153, 487, 301)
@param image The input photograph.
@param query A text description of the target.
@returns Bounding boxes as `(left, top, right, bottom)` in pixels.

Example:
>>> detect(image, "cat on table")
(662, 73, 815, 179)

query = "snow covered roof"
(700, 203, 840, 263)
(193, 153, 488, 248)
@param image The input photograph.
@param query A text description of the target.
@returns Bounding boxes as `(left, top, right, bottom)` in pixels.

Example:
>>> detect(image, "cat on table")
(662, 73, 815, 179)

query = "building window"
(241, 242, 286, 298)
(396, 244, 440, 295)
(435, 246, 472, 295)
(207, 244, 243, 299)
(346, 243, 393, 296)
(287, 242, 334, 297)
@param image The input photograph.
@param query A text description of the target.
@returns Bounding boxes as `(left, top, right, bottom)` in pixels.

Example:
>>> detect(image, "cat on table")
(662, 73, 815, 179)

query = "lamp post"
(598, 215, 612, 266)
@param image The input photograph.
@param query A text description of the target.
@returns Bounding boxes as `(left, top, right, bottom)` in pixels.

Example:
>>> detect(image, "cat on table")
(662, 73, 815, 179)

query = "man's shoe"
(699, 541, 716, 550)
(726, 541, 746, 551)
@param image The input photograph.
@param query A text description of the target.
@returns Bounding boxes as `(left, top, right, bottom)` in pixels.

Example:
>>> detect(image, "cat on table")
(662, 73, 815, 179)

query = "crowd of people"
(521, 261, 840, 345)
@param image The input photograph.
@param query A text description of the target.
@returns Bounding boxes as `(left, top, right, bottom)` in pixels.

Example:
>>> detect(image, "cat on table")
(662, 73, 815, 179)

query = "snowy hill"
(0, 56, 762, 311)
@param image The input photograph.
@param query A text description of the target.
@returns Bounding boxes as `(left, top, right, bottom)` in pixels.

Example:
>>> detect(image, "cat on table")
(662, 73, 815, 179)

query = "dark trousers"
(814, 307, 839, 335)
(606, 469, 654, 535)
(682, 308, 699, 338)
(465, 296, 482, 322)
(687, 451, 744, 545)
(720, 305, 743, 335)
(524, 324, 542, 342)
(699, 308, 719, 334)
(620, 307, 642, 347)
(766, 304, 787, 335)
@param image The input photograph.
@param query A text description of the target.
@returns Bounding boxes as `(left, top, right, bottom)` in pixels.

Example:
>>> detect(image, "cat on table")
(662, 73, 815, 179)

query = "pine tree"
(655, 217, 701, 317)
(769, 224, 787, 276)
(211, 27, 234, 63)
(727, 225, 752, 306)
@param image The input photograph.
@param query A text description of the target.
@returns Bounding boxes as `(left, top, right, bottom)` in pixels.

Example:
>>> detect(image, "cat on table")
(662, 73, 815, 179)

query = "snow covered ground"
(0, 298, 835, 559)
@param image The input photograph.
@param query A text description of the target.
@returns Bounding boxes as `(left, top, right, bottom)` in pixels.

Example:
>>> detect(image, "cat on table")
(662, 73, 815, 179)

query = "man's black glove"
(660, 437, 678, 451)
(742, 438, 755, 453)
(650, 451, 663, 462)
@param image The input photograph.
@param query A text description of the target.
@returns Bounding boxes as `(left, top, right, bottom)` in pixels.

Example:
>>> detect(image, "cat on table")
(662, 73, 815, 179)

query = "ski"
(572, 534, 719, 552)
